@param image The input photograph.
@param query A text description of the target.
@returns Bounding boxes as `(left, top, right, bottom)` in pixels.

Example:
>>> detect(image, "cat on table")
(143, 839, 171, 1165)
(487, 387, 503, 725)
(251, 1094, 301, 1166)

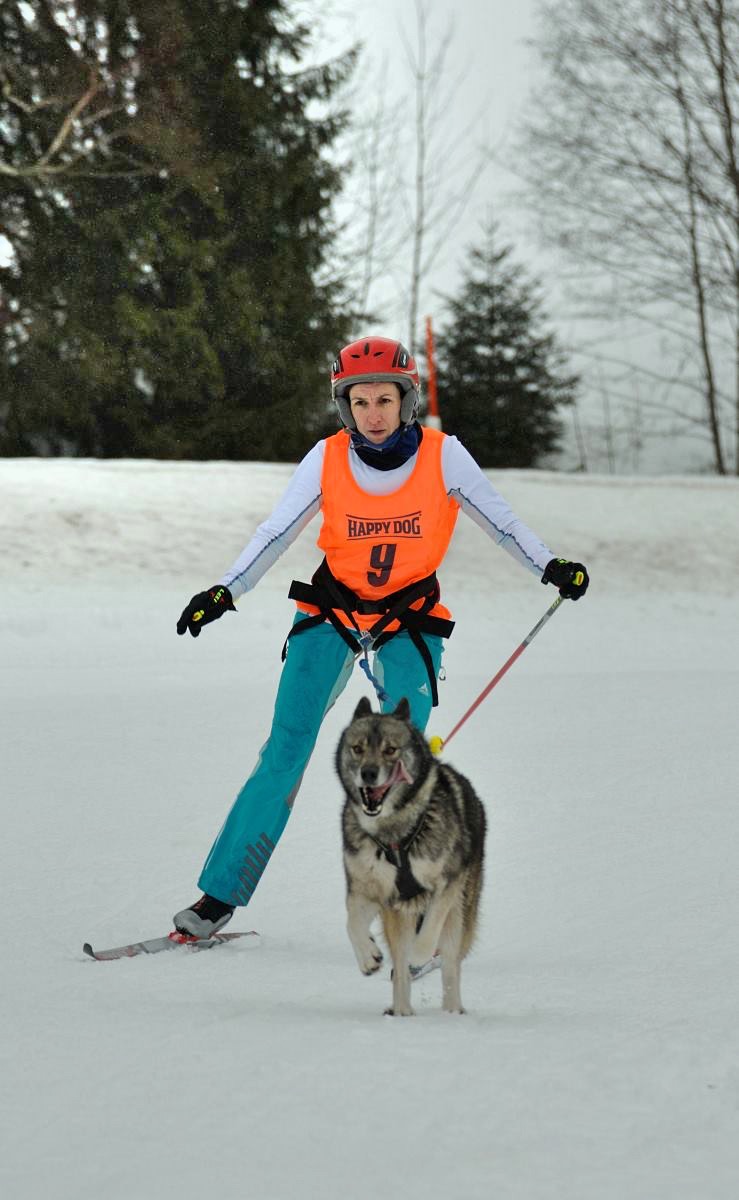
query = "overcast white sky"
(331, 0, 541, 331)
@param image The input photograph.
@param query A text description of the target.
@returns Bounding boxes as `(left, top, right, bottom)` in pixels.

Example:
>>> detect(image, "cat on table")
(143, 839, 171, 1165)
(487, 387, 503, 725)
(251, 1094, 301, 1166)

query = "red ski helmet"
(330, 336, 420, 429)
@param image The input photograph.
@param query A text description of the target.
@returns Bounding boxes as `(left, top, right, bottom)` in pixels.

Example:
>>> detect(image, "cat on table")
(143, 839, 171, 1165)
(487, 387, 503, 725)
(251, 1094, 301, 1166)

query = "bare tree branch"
(517, 0, 739, 473)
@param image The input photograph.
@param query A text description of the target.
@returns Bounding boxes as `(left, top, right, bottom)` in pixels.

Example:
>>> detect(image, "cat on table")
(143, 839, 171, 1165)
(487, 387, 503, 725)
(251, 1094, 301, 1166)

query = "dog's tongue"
(394, 758, 414, 787)
(366, 758, 414, 804)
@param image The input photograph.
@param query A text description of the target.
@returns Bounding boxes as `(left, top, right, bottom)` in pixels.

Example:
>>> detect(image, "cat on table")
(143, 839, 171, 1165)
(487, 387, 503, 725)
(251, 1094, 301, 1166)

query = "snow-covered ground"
(3, 458, 738, 1200)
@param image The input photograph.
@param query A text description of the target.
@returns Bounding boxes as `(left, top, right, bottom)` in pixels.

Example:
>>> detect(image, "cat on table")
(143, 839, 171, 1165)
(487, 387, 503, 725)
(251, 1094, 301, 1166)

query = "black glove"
(177, 585, 236, 637)
(541, 558, 589, 600)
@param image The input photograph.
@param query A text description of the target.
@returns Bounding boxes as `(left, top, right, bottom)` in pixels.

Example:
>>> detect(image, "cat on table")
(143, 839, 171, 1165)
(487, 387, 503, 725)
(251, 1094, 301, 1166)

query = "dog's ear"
(353, 696, 373, 719)
(393, 697, 411, 721)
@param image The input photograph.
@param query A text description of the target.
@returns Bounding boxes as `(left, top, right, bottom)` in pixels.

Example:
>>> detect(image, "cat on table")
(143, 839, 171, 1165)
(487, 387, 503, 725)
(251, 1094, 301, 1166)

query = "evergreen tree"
(435, 232, 577, 467)
(0, 1, 355, 458)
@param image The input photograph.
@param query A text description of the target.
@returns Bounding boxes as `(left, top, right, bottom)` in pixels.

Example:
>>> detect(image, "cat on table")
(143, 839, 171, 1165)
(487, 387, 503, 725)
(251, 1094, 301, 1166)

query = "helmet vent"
(391, 343, 411, 368)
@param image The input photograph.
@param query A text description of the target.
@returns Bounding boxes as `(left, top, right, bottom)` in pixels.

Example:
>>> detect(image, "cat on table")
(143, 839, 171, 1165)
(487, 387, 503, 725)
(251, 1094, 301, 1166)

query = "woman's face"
(348, 381, 403, 442)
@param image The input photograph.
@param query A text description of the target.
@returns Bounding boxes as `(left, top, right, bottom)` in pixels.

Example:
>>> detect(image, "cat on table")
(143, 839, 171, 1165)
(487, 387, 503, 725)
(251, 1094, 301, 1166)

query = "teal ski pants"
(198, 618, 444, 907)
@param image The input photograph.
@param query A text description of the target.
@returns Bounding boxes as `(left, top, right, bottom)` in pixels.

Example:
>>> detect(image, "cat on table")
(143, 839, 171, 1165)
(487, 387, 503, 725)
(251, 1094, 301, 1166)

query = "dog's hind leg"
(382, 909, 414, 1016)
(346, 891, 384, 975)
(437, 905, 465, 1014)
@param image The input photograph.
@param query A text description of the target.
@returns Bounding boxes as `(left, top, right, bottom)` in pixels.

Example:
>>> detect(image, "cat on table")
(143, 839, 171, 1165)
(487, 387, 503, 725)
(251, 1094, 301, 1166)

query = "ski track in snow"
(2, 459, 738, 1200)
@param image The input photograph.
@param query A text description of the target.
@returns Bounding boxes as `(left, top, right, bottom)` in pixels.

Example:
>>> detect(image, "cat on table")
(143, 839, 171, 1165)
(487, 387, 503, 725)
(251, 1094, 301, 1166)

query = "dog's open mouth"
(360, 759, 414, 816)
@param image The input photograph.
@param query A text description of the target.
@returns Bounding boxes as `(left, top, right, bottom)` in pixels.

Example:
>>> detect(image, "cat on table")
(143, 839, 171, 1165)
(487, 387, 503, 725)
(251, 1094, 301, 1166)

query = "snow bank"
(2, 458, 737, 1200)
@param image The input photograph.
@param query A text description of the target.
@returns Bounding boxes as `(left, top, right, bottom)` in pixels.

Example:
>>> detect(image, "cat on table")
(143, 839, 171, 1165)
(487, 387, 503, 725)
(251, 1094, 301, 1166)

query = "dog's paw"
(356, 937, 383, 975)
(384, 1005, 414, 1017)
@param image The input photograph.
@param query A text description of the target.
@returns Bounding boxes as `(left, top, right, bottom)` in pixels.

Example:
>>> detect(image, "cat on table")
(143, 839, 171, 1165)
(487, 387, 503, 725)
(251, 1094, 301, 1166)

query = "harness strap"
(283, 558, 454, 707)
(289, 560, 439, 618)
(281, 606, 360, 663)
(404, 623, 439, 706)
(363, 573, 439, 641)
(369, 809, 429, 901)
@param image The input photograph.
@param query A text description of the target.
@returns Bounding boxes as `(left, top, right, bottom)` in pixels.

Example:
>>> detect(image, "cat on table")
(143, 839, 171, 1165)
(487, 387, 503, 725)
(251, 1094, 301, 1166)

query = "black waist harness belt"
(283, 557, 454, 707)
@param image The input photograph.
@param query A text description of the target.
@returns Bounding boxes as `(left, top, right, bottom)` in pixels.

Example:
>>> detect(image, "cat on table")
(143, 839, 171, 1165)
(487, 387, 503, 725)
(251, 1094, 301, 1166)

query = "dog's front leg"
(410, 887, 454, 968)
(382, 909, 414, 1016)
(346, 890, 383, 975)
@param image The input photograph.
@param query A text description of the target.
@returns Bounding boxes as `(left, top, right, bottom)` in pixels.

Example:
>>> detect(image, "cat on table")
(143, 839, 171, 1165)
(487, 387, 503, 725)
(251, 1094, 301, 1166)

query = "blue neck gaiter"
(349, 422, 422, 471)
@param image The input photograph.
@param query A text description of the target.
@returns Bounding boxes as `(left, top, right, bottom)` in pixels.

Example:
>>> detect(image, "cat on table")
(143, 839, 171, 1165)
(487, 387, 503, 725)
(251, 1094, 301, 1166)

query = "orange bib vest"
(296, 426, 459, 632)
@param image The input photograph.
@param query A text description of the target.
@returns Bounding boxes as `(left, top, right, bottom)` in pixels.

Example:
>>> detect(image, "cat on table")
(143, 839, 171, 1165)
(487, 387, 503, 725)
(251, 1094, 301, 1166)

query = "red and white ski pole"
(428, 595, 565, 755)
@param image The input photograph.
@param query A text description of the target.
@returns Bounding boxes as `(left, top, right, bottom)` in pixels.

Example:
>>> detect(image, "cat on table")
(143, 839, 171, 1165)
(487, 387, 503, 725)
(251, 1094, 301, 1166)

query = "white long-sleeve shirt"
(220, 434, 554, 601)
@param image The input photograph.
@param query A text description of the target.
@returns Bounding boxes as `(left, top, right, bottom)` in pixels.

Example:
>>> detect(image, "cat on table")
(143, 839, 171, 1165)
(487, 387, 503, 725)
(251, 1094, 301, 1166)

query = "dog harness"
(284, 427, 459, 706)
(367, 811, 429, 902)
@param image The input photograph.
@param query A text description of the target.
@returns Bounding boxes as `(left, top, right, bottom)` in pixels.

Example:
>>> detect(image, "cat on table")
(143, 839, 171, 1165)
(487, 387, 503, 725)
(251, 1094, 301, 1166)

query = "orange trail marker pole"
(424, 316, 441, 430)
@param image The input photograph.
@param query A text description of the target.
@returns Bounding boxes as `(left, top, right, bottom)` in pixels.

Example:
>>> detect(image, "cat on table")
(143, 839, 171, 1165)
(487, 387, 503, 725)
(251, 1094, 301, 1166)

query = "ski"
(391, 954, 441, 982)
(409, 953, 441, 981)
(83, 929, 259, 961)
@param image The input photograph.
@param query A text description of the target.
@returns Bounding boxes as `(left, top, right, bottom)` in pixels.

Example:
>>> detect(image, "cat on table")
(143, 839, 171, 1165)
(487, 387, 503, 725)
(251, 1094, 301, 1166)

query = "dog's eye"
(351, 743, 364, 755)
(383, 745, 397, 756)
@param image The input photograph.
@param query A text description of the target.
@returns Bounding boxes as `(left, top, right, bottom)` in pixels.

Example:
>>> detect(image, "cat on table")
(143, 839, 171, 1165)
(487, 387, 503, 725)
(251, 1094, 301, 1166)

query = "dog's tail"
(460, 866, 484, 958)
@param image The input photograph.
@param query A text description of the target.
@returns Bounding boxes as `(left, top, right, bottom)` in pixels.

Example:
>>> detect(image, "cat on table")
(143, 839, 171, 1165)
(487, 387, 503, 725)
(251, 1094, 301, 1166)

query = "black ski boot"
(173, 893, 235, 938)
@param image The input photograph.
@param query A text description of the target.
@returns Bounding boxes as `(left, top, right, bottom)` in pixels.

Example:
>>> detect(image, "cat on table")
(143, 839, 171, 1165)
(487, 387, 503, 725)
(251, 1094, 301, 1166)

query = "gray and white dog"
(336, 696, 486, 1016)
